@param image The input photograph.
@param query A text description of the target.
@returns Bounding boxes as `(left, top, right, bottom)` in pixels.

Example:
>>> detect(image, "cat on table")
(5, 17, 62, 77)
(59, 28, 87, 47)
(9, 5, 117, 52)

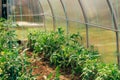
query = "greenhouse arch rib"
(38, 0, 46, 31)
(60, 0, 69, 34)
(78, 0, 89, 48)
(106, 0, 120, 68)
(47, 0, 56, 31)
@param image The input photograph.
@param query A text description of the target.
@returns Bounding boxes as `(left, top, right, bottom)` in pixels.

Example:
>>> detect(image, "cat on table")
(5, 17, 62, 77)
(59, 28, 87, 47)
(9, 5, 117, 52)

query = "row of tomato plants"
(28, 28, 120, 80)
(0, 19, 36, 80)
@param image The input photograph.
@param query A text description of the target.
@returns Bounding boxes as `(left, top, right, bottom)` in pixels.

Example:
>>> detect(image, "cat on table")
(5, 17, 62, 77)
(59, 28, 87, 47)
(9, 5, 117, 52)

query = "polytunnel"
(0, 0, 120, 66)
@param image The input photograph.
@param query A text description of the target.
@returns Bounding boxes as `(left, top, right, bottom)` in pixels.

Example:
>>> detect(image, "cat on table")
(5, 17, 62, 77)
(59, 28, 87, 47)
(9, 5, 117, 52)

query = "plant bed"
(26, 51, 78, 80)
(32, 58, 72, 80)
(27, 28, 120, 80)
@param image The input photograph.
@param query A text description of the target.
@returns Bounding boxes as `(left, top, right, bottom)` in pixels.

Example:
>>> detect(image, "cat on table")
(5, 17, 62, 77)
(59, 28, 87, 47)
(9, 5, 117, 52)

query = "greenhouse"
(1, 0, 120, 80)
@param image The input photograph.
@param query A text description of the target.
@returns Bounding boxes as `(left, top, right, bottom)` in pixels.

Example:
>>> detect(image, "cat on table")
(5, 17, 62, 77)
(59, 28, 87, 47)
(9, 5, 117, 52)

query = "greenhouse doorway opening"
(2, 0, 7, 19)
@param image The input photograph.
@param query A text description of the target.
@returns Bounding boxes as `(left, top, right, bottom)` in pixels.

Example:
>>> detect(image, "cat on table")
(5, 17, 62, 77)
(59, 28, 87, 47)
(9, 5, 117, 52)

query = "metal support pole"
(7, 0, 8, 19)
(12, 0, 16, 22)
(39, 0, 46, 31)
(31, 0, 35, 23)
(19, 0, 23, 21)
(47, 0, 56, 31)
(78, 0, 89, 48)
(60, 0, 69, 34)
(107, 0, 120, 69)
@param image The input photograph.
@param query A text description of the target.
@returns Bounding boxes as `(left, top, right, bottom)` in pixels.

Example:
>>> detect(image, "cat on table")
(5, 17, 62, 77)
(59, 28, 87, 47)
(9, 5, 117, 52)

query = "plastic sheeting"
(7, 0, 44, 27)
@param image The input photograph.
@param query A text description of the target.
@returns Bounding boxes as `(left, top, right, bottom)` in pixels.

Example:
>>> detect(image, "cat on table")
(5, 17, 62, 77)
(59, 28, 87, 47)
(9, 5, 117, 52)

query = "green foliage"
(28, 28, 120, 80)
(0, 18, 19, 51)
(0, 18, 37, 80)
(0, 50, 36, 80)
(82, 59, 120, 80)
(28, 28, 66, 59)
(54, 67, 61, 80)
(28, 28, 99, 76)
(95, 64, 120, 80)
(45, 66, 60, 80)
(81, 59, 99, 80)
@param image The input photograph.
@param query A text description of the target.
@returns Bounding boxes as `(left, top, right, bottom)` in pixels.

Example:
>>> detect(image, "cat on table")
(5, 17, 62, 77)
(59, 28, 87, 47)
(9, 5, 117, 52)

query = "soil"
(32, 60, 71, 80)
(26, 51, 79, 80)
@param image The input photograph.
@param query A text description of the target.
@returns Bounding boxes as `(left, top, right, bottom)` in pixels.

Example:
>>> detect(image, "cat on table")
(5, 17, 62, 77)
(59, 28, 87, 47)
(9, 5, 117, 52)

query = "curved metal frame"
(44, 13, 119, 32)
(38, 0, 46, 31)
(107, 0, 120, 68)
(60, 0, 69, 34)
(47, 0, 56, 31)
(78, 0, 89, 48)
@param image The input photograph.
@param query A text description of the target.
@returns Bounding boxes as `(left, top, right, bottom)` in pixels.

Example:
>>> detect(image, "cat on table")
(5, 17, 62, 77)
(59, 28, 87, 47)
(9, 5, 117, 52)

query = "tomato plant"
(0, 50, 36, 80)
(0, 18, 37, 80)
(28, 28, 100, 78)
(0, 18, 19, 51)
